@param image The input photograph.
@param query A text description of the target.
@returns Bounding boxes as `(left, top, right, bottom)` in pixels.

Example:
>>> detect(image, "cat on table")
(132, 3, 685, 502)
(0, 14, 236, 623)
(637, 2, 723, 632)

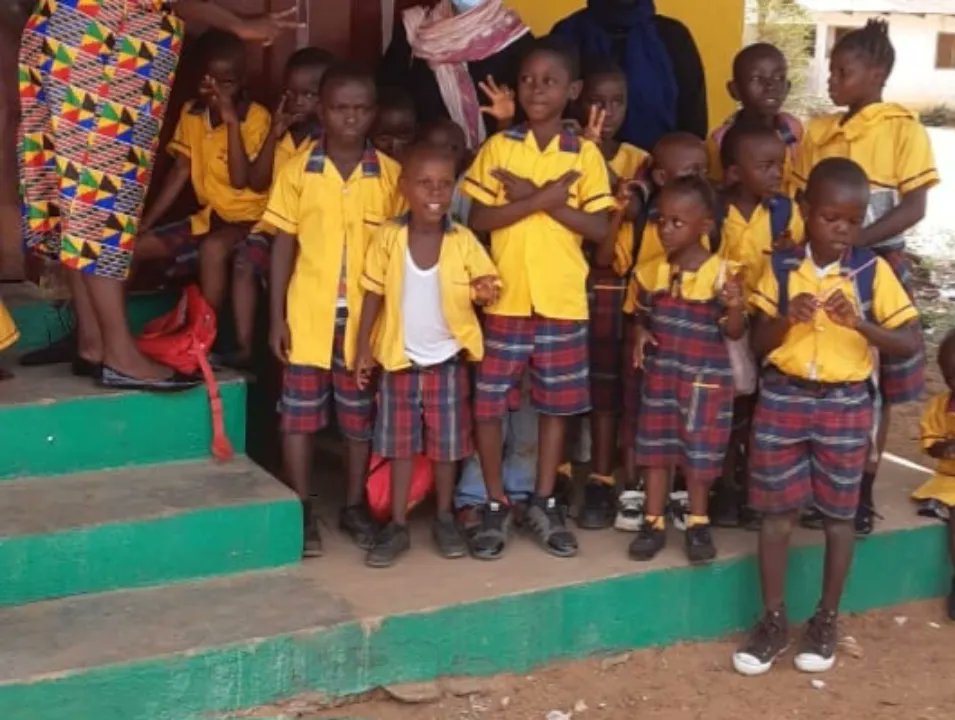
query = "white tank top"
(402, 248, 461, 366)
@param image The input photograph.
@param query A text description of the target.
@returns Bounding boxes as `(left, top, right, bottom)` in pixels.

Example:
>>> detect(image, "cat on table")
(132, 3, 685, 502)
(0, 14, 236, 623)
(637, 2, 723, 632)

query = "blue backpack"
(770, 245, 878, 322)
(713, 194, 794, 254)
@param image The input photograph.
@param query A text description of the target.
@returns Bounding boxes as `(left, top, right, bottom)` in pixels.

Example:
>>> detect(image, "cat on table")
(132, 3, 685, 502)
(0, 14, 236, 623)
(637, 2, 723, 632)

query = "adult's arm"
(174, 0, 281, 42)
(655, 16, 707, 139)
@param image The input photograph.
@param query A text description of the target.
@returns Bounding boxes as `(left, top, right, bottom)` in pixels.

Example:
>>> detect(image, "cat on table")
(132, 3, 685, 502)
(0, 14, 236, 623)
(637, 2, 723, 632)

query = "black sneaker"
(365, 522, 411, 568)
(525, 496, 578, 557)
(303, 500, 323, 558)
(628, 524, 666, 561)
(732, 608, 790, 676)
(432, 512, 467, 559)
(854, 504, 875, 537)
(948, 578, 955, 622)
(468, 501, 512, 561)
(793, 608, 838, 673)
(799, 507, 825, 530)
(684, 523, 717, 564)
(577, 480, 616, 530)
(339, 504, 378, 550)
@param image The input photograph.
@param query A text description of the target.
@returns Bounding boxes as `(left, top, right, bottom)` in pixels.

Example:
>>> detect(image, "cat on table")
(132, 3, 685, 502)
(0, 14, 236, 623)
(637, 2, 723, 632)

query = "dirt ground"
(241, 600, 951, 720)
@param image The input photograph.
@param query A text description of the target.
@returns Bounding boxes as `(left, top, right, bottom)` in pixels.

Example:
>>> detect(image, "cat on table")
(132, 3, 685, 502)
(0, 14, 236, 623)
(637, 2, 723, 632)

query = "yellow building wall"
(506, 0, 744, 130)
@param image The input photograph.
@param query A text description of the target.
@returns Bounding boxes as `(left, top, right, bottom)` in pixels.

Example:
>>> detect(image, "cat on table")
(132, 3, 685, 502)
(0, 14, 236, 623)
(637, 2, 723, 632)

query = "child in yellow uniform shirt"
(354, 144, 500, 568)
(734, 158, 920, 678)
(911, 332, 955, 621)
(794, 20, 940, 534)
(575, 58, 650, 531)
(135, 30, 271, 312)
(708, 43, 802, 190)
(712, 121, 805, 527)
(228, 47, 334, 369)
(463, 37, 615, 561)
(264, 64, 403, 558)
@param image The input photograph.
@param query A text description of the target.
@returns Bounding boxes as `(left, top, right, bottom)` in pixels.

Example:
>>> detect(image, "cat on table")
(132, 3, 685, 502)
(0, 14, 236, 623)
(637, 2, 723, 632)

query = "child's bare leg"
(283, 431, 320, 557)
(536, 413, 567, 498)
(688, 478, 709, 518)
(133, 231, 173, 264)
(820, 517, 855, 612)
(86, 274, 171, 379)
(434, 461, 456, 515)
(344, 438, 371, 508)
(198, 229, 241, 312)
(759, 511, 797, 610)
(643, 466, 669, 520)
(475, 419, 506, 502)
(366, 457, 412, 568)
(231, 257, 257, 362)
(591, 411, 617, 476)
(389, 458, 413, 526)
(67, 270, 103, 363)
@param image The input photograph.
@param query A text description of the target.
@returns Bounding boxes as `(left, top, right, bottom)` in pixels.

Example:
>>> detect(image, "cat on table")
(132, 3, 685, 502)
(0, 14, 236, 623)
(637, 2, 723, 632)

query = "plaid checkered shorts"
(876, 247, 925, 405)
(152, 217, 251, 279)
(589, 269, 627, 414)
(475, 314, 590, 422)
(749, 369, 874, 520)
(234, 230, 272, 280)
(279, 316, 374, 439)
(374, 358, 473, 462)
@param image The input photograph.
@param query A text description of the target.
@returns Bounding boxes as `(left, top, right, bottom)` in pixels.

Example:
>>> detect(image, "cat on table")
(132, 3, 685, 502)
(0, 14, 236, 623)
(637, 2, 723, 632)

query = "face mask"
(451, 0, 483, 13)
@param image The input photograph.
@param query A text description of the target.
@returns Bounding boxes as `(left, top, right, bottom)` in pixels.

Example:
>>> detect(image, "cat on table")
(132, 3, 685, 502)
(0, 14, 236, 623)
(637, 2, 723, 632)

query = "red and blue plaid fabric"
(634, 293, 734, 484)
(475, 314, 590, 421)
(234, 230, 272, 280)
(279, 314, 374, 439)
(875, 247, 926, 405)
(151, 217, 252, 279)
(749, 369, 873, 520)
(588, 268, 627, 413)
(375, 359, 472, 462)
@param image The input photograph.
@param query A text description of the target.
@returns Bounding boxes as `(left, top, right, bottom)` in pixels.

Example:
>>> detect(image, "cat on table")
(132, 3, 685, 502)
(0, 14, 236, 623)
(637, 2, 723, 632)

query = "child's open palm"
(478, 76, 516, 125)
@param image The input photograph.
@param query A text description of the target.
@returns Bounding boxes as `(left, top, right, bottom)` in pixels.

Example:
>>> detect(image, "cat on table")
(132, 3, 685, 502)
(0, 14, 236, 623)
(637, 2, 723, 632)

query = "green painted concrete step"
(0, 517, 947, 720)
(0, 458, 302, 607)
(4, 282, 177, 352)
(0, 363, 247, 479)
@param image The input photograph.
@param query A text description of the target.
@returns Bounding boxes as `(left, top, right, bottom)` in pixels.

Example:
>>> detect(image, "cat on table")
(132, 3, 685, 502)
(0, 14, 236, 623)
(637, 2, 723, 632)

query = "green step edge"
(0, 381, 247, 479)
(1, 524, 947, 720)
(9, 292, 178, 352)
(0, 498, 303, 607)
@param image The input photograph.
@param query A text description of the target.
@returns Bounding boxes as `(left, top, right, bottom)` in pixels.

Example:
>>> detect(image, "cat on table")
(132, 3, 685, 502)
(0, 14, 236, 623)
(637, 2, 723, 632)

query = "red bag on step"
(136, 285, 234, 461)
(366, 453, 434, 523)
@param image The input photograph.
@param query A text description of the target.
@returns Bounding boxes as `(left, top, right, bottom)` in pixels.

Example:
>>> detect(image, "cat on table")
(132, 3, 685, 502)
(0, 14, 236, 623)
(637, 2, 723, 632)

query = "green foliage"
(921, 105, 955, 128)
(747, 0, 818, 112)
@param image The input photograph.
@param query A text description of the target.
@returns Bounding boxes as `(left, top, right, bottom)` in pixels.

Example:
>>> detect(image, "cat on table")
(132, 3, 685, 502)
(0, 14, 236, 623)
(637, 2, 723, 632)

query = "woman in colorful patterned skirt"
(17, 0, 282, 389)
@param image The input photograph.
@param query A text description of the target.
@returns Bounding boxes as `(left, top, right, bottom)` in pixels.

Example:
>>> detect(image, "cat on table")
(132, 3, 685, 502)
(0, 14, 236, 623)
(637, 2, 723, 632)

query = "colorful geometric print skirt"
(18, 0, 183, 280)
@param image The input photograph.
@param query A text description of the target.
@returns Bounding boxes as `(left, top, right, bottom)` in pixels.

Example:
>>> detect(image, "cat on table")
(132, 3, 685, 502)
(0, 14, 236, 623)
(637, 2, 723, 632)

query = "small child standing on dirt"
(794, 19, 940, 536)
(628, 176, 744, 564)
(911, 331, 955, 621)
(734, 158, 921, 677)
(354, 144, 499, 568)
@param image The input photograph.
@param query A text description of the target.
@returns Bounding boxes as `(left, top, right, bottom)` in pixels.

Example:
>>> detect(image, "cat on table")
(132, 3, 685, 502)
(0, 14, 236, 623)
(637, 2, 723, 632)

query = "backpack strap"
(842, 247, 878, 323)
(626, 197, 655, 279)
(770, 248, 804, 318)
(766, 194, 793, 245)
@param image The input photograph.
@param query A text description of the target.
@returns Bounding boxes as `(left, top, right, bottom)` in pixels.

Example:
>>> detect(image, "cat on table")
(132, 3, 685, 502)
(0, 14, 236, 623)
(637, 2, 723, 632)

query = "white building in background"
(798, 0, 955, 106)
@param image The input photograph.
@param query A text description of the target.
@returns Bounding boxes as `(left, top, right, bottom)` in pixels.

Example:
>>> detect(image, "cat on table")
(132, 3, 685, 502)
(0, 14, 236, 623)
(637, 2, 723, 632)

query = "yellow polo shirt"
(608, 142, 651, 277)
(167, 101, 272, 235)
(750, 250, 918, 382)
(0, 299, 18, 351)
(361, 215, 499, 371)
(634, 252, 724, 307)
(719, 198, 805, 297)
(911, 393, 955, 505)
(793, 103, 939, 246)
(462, 125, 615, 320)
(262, 141, 403, 369)
(251, 131, 312, 236)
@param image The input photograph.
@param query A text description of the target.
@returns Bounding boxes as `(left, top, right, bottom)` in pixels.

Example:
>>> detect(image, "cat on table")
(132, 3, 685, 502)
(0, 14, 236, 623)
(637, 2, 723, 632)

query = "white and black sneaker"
(733, 608, 790, 676)
(668, 490, 690, 531)
(793, 608, 838, 673)
(614, 489, 646, 532)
